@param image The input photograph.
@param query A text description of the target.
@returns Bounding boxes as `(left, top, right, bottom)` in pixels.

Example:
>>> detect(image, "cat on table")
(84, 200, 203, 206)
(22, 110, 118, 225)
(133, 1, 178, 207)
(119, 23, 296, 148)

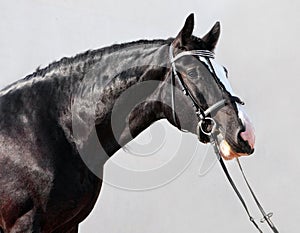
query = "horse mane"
(24, 38, 173, 81)
(0, 38, 174, 95)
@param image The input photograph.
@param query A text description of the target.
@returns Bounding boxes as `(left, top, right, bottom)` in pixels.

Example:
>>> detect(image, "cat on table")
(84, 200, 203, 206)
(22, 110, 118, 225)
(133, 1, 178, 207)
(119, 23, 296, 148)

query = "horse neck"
(69, 41, 171, 151)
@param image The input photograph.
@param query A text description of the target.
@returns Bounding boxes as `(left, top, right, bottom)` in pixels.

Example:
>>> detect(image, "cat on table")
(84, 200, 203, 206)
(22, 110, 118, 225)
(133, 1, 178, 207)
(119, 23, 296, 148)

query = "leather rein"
(169, 44, 279, 233)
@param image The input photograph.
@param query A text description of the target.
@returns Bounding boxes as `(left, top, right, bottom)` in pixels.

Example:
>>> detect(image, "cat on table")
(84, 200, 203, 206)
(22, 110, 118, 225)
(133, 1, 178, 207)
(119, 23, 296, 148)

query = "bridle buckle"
(260, 212, 273, 223)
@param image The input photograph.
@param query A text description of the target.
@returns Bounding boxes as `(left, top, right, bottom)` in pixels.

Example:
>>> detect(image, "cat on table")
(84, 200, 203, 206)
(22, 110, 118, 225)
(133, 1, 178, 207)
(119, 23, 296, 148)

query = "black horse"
(0, 14, 255, 232)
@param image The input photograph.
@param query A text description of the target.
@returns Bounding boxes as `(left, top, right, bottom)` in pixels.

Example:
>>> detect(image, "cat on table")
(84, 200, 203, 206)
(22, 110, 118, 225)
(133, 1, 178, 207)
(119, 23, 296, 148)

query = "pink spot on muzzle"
(239, 111, 255, 150)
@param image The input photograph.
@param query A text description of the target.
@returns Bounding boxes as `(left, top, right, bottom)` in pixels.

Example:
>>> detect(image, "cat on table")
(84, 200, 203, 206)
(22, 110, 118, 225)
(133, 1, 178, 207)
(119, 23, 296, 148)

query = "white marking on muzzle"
(205, 58, 255, 149)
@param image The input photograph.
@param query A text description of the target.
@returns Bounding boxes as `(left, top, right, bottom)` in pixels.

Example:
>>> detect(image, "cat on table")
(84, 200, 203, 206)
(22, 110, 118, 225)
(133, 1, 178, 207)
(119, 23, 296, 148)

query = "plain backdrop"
(1, 0, 299, 232)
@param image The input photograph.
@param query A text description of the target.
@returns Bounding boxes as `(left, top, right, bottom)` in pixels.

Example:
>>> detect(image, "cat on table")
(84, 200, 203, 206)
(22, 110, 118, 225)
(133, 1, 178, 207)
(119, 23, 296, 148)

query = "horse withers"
(0, 14, 254, 232)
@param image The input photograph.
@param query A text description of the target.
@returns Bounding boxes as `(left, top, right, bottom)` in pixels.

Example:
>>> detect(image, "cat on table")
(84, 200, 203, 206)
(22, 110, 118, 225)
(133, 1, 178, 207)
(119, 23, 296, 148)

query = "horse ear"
(202, 22, 221, 51)
(174, 13, 195, 48)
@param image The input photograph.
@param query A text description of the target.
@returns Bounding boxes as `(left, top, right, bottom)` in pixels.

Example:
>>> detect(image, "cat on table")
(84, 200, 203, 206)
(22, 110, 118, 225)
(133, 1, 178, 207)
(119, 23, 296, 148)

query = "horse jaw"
(218, 106, 255, 160)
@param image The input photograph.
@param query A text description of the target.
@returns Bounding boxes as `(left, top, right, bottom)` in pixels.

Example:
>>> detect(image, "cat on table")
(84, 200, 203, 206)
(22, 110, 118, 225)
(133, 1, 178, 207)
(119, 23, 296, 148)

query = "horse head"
(167, 14, 255, 160)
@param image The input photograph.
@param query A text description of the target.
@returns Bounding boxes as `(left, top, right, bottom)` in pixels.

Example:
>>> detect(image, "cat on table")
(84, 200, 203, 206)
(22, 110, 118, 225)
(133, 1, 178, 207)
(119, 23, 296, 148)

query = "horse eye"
(187, 69, 197, 78)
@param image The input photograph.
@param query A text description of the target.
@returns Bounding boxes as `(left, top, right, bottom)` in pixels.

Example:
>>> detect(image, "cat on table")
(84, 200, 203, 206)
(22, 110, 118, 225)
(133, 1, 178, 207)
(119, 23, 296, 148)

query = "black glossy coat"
(0, 14, 250, 232)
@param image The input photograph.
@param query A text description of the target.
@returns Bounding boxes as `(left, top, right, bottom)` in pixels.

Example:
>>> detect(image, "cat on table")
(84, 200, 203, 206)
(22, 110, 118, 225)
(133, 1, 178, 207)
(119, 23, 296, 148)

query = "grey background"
(1, 0, 299, 232)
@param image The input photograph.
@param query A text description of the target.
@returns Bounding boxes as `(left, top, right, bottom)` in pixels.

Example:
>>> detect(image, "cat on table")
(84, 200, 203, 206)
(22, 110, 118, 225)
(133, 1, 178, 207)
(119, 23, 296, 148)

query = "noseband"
(169, 45, 279, 233)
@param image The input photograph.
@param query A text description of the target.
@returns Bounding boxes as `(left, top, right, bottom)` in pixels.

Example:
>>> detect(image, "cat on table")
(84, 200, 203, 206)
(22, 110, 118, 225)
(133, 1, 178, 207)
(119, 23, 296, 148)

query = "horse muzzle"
(219, 112, 256, 160)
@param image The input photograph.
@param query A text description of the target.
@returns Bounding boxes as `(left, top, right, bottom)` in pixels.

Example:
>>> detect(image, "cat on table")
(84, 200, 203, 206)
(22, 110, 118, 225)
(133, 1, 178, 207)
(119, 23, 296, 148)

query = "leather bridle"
(169, 44, 279, 233)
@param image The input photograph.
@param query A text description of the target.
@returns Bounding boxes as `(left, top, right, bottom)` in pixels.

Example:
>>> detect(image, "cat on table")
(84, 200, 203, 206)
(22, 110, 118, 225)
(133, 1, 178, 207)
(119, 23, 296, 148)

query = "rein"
(169, 45, 279, 233)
